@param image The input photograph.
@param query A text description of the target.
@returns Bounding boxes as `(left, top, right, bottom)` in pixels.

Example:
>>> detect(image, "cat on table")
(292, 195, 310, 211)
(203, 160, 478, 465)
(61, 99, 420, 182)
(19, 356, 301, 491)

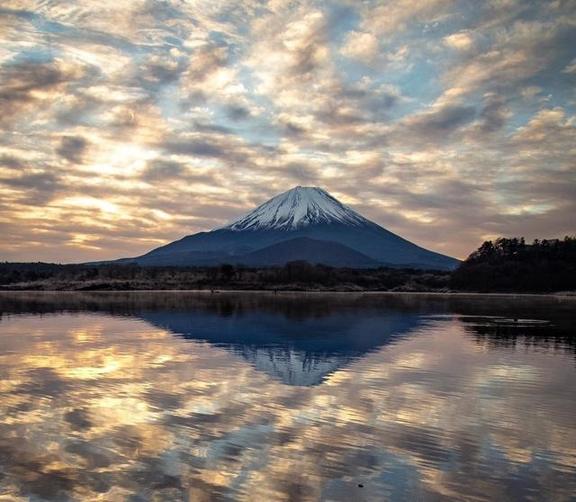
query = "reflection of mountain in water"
(140, 311, 424, 386)
(1, 291, 573, 382)
(234, 346, 353, 386)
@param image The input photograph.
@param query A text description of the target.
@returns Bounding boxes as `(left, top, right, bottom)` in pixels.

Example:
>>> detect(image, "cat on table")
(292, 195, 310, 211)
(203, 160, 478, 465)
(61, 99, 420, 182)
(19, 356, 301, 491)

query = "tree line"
(0, 261, 450, 291)
(450, 236, 576, 292)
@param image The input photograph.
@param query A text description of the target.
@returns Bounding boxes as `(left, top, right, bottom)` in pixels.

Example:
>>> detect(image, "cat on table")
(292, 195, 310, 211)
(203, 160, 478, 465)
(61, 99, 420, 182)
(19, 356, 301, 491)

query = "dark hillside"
(451, 237, 576, 293)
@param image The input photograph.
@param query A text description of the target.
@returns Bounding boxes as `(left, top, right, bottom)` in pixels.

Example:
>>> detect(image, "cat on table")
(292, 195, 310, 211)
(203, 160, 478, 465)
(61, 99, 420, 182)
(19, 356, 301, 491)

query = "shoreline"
(1, 289, 574, 300)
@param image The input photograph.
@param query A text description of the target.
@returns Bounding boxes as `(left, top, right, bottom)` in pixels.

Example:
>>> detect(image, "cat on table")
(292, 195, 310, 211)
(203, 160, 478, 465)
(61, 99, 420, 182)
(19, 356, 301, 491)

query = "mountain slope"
(239, 237, 380, 267)
(122, 186, 459, 270)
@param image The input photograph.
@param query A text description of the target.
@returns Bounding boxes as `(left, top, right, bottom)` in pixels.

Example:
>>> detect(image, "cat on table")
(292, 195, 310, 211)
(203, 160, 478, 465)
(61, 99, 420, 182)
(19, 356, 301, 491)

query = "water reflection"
(0, 292, 574, 501)
(141, 309, 423, 386)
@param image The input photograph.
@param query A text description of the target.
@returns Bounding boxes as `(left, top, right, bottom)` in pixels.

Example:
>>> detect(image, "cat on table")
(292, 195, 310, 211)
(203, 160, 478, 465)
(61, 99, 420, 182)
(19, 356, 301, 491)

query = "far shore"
(1, 288, 574, 300)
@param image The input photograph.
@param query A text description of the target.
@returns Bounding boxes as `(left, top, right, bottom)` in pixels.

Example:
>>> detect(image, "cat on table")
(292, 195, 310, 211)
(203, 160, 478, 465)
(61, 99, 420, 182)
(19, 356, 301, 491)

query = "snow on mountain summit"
(222, 186, 371, 231)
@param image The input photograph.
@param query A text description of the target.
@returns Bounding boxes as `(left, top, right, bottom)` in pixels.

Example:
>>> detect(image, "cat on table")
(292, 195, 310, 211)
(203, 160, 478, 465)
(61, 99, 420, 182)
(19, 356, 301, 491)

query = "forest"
(450, 236, 576, 293)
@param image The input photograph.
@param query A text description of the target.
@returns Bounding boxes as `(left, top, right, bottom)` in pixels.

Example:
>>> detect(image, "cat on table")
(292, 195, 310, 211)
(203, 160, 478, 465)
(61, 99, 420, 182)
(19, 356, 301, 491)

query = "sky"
(0, 0, 575, 263)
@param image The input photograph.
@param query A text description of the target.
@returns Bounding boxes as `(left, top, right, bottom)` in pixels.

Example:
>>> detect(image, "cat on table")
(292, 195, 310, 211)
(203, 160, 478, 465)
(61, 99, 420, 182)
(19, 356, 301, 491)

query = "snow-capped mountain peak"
(123, 185, 459, 269)
(221, 186, 370, 231)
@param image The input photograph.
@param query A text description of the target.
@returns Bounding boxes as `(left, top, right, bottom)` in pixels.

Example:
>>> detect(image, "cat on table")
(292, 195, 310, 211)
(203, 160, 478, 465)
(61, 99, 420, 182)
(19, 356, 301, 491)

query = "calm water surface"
(0, 292, 575, 501)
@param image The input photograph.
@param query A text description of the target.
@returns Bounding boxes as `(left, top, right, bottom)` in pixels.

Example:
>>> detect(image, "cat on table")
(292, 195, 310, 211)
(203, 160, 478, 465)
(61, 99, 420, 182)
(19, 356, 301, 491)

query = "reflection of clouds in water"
(0, 314, 574, 501)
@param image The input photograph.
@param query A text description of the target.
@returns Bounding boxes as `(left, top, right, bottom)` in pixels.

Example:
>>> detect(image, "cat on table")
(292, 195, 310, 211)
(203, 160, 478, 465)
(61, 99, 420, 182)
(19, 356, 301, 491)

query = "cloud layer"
(0, 0, 575, 262)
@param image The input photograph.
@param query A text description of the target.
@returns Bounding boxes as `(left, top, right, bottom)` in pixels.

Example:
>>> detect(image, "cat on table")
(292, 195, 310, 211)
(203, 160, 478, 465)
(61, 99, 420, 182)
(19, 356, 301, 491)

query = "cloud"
(520, 86, 542, 100)
(359, 0, 456, 36)
(0, 171, 62, 204)
(182, 44, 230, 84)
(443, 31, 474, 51)
(0, 154, 24, 169)
(225, 104, 251, 121)
(511, 107, 574, 150)
(476, 93, 509, 134)
(56, 136, 89, 163)
(141, 159, 219, 187)
(563, 58, 576, 74)
(0, 59, 86, 128)
(141, 160, 186, 181)
(161, 140, 226, 158)
(341, 31, 379, 62)
(402, 104, 477, 141)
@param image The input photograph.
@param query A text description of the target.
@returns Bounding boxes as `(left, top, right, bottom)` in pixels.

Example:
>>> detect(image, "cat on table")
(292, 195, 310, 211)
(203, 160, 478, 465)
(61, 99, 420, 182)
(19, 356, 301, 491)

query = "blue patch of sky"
(163, 35, 184, 48)
(325, 2, 360, 44)
(529, 61, 576, 116)
(9, 47, 54, 65)
(156, 80, 184, 123)
(208, 30, 233, 47)
(0, 7, 35, 21)
(382, 61, 444, 119)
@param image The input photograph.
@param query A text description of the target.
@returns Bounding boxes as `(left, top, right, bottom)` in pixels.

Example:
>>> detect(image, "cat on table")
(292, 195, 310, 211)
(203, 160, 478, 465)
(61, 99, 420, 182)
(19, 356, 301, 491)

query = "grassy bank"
(0, 262, 451, 292)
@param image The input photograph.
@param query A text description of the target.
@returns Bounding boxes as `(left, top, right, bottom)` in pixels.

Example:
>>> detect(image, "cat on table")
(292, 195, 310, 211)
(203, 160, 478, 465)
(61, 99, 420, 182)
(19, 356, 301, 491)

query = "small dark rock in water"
(358, 484, 364, 488)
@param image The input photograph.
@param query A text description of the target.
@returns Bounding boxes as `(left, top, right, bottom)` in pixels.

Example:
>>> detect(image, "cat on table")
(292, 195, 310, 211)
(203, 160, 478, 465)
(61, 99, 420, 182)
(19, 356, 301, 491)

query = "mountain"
(121, 186, 459, 270)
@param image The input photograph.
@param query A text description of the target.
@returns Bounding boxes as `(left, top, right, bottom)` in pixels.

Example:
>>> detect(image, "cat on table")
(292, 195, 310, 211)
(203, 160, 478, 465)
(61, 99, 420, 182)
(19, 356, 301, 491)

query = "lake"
(0, 292, 574, 501)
